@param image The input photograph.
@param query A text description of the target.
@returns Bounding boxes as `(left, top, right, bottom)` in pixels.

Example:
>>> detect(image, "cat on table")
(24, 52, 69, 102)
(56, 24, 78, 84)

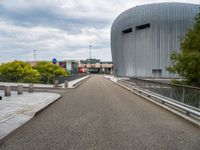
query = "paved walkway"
(0, 75, 199, 150)
(0, 91, 60, 140)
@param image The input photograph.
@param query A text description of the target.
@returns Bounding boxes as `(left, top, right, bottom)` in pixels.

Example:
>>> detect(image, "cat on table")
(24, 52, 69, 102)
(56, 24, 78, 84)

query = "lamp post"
(89, 45, 92, 60)
(89, 45, 92, 74)
(33, 49, 36, 62)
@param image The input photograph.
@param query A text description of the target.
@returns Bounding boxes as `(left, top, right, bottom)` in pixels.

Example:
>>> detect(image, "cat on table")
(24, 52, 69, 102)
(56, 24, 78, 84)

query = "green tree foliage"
(33, 61, 67, 83)
(0, 61, 68, 84)
(167, 11, 200, 87)
(0, 61, 40, 83)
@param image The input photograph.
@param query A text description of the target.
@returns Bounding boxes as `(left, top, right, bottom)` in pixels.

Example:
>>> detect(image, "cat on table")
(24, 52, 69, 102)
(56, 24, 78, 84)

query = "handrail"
(120, 80, 200, 112)
(118, 79, 200, 118)
(128, 77, 200, 90)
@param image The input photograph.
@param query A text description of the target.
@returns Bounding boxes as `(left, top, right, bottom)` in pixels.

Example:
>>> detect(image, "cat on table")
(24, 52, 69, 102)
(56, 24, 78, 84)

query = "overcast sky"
(0, 0, 199, 63)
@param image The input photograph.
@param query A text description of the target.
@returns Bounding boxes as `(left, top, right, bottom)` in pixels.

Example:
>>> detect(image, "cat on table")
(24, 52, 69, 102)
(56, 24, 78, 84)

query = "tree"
(167, 11, 200, 87)
(33, 61, 67, 84)
(0, 61, 40, 83)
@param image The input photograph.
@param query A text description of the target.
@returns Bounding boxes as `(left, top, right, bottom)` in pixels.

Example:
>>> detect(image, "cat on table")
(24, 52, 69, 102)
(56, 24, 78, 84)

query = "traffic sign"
(52, 58, 57, 64)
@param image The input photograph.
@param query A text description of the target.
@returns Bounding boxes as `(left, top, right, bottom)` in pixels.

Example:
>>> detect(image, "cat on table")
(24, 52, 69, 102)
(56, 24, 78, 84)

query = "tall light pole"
(88, 45, 92, 74)
(89, 45, 92, 60)
(33, 49, 36, 62)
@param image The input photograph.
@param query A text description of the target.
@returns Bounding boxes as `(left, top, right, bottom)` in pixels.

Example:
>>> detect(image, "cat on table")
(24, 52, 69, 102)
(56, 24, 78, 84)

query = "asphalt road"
(0, 75, 200, 150)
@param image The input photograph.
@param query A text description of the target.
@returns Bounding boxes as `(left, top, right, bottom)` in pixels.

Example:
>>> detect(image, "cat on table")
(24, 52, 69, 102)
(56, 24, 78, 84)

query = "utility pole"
(33, 49, 36, 62)
(89, 45, 92, 60)
(89, 45, 92, 74)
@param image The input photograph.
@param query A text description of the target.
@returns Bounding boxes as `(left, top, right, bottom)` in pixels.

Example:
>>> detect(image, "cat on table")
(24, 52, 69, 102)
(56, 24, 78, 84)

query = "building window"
(122, 28, 132, 34)
(152, 69, 162, 78)
(135, 23, 150, 30)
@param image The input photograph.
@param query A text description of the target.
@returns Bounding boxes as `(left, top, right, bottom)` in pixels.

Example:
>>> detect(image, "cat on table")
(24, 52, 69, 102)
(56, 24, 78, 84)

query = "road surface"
(0, 75, 199, 150)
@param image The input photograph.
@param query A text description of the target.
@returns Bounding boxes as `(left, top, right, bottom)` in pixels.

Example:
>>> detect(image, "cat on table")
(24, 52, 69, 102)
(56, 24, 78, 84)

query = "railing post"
(29, 83, 34, 93)
(160, 83, 163, 95)
(17, 85, 23, 94)
(54, 80, 59, 88)
(181, 88, 185, 103)
(5, 86, 11, 96)
(170, 88, 173, 99)
(65, 81, 68, 88)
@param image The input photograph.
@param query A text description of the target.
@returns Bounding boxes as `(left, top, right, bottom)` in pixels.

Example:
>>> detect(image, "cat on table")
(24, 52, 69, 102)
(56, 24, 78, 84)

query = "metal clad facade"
(111, 3, 200, 77)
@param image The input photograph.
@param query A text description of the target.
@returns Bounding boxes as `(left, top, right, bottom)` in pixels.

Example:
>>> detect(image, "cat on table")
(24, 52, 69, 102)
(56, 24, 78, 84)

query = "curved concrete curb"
(68, 75, 91, 88)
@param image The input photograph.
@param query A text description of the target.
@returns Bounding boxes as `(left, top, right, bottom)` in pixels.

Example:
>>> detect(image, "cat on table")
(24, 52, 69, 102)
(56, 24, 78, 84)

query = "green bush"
(0, 61, 68, 84)
(0, 61, 40, 83)
(33, 61, 67, 84)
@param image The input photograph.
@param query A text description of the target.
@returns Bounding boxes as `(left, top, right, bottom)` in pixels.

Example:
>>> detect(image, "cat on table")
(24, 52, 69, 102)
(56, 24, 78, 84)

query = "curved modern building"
(111, 3, 200, 78)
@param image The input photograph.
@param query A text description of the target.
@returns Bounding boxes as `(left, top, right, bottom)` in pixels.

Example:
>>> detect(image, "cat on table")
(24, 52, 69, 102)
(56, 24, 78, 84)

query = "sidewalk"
(0, 91, 61, 140)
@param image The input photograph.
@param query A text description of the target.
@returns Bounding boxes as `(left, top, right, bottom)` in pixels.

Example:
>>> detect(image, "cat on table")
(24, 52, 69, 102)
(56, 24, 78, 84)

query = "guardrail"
(117, 79, 200, 124)
(127, 77, 200, 109)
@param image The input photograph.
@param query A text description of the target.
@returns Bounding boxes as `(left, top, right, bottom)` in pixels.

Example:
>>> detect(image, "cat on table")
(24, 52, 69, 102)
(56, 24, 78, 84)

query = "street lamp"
(89, 45, 92, 60)
(89, 45, 92, 74)
(33, 49, 36, 62)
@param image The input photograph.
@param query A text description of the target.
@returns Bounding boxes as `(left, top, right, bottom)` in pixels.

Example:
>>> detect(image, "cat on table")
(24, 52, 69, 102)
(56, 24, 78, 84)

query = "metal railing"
(117, 79, 200, 121)
(124, 78, 200, 109)
(0, 74, 88, 85)
(0, 75, 53, 84)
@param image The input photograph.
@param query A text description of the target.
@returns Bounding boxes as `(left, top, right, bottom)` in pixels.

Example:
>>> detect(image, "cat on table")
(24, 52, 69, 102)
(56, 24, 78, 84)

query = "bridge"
(0, 75, 199, 150)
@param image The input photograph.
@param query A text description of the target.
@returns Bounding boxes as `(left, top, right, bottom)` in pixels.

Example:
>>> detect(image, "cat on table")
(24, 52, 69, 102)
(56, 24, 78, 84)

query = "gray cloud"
(0, 0, 200, 63)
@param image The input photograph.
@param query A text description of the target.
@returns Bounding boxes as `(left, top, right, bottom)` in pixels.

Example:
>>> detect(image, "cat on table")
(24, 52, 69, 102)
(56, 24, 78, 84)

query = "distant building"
(64, 60, 79, 75)
(26, 59, 113, 74)
(79, 59, 113, 74)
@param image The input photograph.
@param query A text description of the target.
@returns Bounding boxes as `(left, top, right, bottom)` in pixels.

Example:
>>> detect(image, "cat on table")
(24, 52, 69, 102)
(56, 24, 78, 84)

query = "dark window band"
(122, 28, 132, 34)
(135, 23, 150, 30)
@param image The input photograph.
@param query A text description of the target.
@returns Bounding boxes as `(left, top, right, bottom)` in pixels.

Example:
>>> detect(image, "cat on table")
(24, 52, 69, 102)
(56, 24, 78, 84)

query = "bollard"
(17, 85, 23, 94)
(54, 80, 59, 88)
(65, 81, 68, 88)
(5, 86, 11, 96)
(0, 96, 2, 100)
(29, 83, 34, 93)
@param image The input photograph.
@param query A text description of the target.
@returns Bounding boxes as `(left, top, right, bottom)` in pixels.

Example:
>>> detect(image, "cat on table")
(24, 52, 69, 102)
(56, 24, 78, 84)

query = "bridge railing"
(0, 74, 55, 84)
(0, 74, 88, 85)
(125, 78, 200, 109)
(117, 79, 200, 123)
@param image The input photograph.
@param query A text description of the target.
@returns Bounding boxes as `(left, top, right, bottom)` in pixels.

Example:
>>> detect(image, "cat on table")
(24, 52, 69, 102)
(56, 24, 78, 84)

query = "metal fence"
(0, 74, 87, 84)
(0, 75, 54, 84)
(125, 78, 200, 109)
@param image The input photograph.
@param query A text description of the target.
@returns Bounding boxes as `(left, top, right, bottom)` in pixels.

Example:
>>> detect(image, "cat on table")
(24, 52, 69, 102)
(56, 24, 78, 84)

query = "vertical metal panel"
(111, 3, 200, 78)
